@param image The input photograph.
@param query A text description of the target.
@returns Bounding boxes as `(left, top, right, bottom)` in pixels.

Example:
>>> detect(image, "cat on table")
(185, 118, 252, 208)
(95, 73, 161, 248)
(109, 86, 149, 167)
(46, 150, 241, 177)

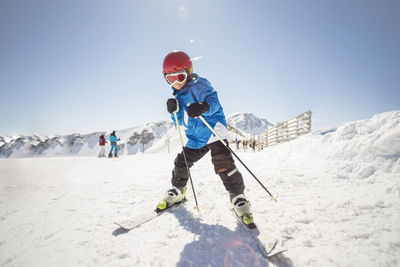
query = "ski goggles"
(164, 71, 188, 85)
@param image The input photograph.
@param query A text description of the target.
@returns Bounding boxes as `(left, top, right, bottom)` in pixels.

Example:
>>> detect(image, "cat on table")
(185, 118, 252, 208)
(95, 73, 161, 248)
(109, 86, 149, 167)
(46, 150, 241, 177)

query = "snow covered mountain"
(227, 112, 273, 135)
(0, 112, 272, 158)
(0, 121, 177, 158)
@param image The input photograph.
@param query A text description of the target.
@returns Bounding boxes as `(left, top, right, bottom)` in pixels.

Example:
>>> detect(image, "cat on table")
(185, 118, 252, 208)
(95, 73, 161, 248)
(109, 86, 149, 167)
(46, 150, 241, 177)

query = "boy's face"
(172, 80, 186, 90)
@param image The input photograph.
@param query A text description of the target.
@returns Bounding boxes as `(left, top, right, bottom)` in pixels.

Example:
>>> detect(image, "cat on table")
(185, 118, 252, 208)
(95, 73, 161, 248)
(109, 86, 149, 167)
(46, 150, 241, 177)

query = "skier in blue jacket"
(156, 51, 254, 226)
(108, 131, 120, 158)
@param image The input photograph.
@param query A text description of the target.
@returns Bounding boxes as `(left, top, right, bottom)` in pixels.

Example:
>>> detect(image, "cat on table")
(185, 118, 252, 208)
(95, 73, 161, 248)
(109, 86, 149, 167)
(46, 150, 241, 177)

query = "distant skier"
(108, 131, 120, 158)
(98, 134, 107, 157)
(156, 51, 254, 226)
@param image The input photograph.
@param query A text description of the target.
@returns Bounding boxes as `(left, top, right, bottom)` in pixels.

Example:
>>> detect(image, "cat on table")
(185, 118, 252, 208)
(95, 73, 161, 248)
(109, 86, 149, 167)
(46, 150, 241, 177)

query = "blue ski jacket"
(170, 73, 227, 149)
(109, 135, 118, 143)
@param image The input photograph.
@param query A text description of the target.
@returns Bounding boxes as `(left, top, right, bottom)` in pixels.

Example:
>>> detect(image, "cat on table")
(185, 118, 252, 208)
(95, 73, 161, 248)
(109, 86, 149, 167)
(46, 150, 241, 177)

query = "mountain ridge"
(0, 112, 271, 158)
(227, 112, 273, 135)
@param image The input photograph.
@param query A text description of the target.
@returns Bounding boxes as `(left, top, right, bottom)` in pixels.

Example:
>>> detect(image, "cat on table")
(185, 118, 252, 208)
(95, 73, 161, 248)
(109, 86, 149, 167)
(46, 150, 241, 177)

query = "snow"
(0, 111, 399, 266)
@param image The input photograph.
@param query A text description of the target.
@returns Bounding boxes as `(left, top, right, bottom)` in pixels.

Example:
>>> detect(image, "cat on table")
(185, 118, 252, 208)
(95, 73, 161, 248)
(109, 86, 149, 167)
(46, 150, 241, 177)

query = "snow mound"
(261, 110, 400, 181)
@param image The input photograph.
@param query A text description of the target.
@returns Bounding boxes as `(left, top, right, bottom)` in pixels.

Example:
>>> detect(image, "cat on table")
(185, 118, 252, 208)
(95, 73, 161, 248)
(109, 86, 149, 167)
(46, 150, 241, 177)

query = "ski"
(230, 208, 287, 258)
(114, 198, 188, 230)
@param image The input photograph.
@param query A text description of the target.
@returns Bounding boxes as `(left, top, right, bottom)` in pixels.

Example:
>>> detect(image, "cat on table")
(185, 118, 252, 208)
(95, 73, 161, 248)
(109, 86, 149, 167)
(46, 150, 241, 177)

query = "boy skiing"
(156, 51, 254, 227)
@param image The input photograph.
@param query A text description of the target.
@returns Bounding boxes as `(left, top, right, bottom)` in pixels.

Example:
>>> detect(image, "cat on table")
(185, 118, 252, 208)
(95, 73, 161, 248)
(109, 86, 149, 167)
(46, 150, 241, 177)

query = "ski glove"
(166, 98, 179, 113)
(187, 102, 210, 118)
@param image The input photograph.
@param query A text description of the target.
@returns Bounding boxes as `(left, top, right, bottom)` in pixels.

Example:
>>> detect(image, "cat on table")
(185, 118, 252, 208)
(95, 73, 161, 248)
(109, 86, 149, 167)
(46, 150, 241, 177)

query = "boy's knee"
(214, 161, 235, 174)
(212, 156, 234, 174)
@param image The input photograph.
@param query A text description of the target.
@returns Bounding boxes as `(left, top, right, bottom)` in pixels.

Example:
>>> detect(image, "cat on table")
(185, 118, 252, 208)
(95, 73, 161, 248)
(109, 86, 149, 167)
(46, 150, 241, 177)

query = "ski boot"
(108, 153, 113, 158)
(114, 154, 118, 158)
(231, 194, 255, 229)
(156, 186, 187, 213)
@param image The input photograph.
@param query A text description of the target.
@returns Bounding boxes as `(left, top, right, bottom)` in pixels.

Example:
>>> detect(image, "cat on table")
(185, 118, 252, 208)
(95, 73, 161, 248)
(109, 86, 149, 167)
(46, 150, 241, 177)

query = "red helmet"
(163, 51, 193, 75)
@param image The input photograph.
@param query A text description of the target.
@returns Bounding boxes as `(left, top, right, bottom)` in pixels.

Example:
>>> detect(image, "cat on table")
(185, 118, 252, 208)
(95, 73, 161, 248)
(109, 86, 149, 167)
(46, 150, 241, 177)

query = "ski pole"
(198, 115, 277, 202)
(173, 112, 200, 211)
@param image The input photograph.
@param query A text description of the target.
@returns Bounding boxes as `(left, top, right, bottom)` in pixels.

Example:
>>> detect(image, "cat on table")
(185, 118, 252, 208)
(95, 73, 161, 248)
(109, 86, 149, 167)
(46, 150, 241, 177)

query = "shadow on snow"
(172, 207, 268, 267)
(112, 206, 293, 267)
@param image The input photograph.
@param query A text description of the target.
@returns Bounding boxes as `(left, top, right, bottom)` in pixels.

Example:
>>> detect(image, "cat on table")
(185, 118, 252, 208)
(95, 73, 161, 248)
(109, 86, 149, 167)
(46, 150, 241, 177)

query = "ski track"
(0, 112, 399, 266)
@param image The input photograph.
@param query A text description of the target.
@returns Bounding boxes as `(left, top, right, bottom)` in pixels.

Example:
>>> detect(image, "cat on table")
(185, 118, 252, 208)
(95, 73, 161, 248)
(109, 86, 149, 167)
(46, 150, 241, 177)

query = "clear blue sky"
(0, 0, 399, 135)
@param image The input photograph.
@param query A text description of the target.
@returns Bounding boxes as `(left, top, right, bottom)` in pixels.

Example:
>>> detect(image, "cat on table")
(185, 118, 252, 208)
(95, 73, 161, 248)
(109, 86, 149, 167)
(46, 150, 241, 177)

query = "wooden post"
(166, 137, 170, 153)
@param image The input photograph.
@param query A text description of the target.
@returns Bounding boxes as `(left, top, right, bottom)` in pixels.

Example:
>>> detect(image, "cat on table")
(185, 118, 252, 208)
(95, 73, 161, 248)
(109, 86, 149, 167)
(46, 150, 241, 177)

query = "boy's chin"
(172, 82, 186, 90)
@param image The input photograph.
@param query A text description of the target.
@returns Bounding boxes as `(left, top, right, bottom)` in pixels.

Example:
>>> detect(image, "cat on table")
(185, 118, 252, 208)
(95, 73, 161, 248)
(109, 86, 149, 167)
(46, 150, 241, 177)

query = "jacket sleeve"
(194, 78, 221, 117)
(202, 90, 221, 116)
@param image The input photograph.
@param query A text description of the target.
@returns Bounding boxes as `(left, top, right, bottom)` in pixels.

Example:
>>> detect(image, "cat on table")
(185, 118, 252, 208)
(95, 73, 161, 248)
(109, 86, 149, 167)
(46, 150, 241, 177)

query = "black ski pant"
(171, 140, 245, 197)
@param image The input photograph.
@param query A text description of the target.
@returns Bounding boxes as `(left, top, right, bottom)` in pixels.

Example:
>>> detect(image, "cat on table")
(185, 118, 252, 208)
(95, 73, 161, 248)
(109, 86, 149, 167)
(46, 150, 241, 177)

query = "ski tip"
(114, 222, 128, 230)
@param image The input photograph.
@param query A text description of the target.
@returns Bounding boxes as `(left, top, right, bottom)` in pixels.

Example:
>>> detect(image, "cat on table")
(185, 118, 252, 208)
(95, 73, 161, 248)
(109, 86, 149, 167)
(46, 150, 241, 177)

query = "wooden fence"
(258, 111, 312, 148)
(227, 123, 247, 138)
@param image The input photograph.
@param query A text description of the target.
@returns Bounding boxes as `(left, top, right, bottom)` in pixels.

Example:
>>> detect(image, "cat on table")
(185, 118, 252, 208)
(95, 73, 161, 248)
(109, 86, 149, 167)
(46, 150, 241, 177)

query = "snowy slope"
(0, 111, 399, 267)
